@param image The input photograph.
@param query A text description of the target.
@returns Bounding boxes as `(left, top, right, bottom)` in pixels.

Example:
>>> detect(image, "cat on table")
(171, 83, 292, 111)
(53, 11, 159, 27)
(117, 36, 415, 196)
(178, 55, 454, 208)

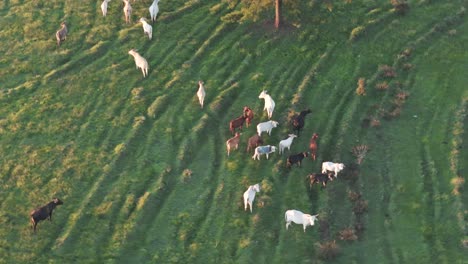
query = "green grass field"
(0, 0, 466, 263)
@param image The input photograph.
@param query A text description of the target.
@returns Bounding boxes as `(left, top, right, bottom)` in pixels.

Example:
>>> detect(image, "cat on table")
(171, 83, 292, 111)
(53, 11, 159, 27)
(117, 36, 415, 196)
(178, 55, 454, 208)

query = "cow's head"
(53, 198, 63, 205)
(271, 121, 279, 128)
(338, 163, 345, 171)
(309, 214, 319, 226)
(270, 146, 277, 153)
(252, 183, 260, 193)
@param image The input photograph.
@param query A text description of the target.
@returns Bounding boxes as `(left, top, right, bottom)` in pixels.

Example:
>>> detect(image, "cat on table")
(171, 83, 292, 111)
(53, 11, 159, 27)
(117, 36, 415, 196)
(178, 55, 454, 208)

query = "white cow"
(139, 18, 153, 40)
(258, 90, 275, 119)
(279, 134, 297, 154)
(257, 120, 279, 136)
(197, 80, 206, 108)
(243, 183, 260, 213)
(123, 0, 132, 24)
(149, 0, 160, 23)
(285, 210, 318, 232)
(101, 0, 111, 17)
(128, 49, 149, 77)
(322, 161, 345, 178)
(252, 145, 277, 160)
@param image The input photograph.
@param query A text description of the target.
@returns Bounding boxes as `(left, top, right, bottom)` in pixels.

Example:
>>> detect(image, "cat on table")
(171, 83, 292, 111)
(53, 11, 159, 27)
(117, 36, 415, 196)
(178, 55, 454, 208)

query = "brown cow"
(229, 115, 246, 135)
(309, 133, 319, 160)
(243, 106, 254, 127)
(246, 134, 263, 152)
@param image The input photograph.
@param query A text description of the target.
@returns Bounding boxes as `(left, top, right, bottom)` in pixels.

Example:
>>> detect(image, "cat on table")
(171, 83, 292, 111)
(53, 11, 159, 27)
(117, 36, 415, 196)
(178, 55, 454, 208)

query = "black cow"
(286, 152, 309, 168)
(30, 198, 63, 233)
(308, 173, 334, 189)
(292, 109, 311, 136)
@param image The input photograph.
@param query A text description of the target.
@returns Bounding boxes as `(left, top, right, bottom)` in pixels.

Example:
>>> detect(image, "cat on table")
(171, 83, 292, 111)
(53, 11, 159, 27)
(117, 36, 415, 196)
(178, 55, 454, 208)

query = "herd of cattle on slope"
(198, 78, 346, 232)
(31, 0, 345, 234)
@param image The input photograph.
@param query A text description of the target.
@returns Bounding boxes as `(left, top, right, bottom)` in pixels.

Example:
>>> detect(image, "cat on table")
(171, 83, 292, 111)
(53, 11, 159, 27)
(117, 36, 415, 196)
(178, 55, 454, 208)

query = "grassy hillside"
(0, 0, 466, 263)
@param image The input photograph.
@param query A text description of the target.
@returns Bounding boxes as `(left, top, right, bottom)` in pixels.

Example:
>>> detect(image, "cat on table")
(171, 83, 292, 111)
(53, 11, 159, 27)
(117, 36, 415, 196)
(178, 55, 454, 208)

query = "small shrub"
(221, 11, 243, 24)
(402, 63, 414, 70)
(239, 238, 251, 248)
(376, 81, 389, 90)
(379, 65, 397, 78)
(348, 190, 362, 202)
(316, 240, 340, 260)
(354, 221, 365, 235)
(356, 78, 366, 96)
(261, 179, 273, 194)
(133, 116, 146, 128)
(252, 214, 261, 226)
(398, 48, 412, 59)
(352, 145, 369, 164)
(462, 239, 468, 249)
(182, 169, 192, 183)
(353, 200, 368, 215)
(448, 29, 457, 36)
(371, 118, 381, 127)
(339, 227, 358, 241)
(349, 26, 365, 41)
(450, 177, 464, 195)
(391, 0, 409, 15)
(131, 87, 144, 100)
(114, 143, 126, 155)
(395, 91, 410, 101)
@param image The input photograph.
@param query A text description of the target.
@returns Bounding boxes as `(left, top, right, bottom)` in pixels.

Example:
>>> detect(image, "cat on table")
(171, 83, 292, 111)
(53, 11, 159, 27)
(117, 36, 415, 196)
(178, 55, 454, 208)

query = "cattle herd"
(32, 0, 346, 234)
(224, 90, 346, 232)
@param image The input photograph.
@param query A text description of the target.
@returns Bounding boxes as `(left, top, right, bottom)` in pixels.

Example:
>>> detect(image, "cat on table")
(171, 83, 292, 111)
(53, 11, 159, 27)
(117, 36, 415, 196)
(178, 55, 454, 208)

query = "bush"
(353, 200, 368, 215)
(376, 81, 389, 90)
(316, 240, 340, 260)
(356, 78, 366, 96)
(379, 65, 397, 78)
(221, 11, 244, 24)
(391, 0, 409, 15)
(339, 227, 358, 241)
(349, 26, 365, 41)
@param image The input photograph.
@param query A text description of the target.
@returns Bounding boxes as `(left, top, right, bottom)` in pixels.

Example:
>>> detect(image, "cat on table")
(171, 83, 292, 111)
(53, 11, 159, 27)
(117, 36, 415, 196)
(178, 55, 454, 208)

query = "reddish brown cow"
(243, 106, 254, 127)
(229, 115, 246, 134)
(309, 133, 319, 160)
(246, 134, 264, 152)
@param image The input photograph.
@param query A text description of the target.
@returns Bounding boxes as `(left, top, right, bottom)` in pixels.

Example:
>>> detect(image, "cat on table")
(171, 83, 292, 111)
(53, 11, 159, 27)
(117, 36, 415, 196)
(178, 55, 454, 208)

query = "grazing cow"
(243, 106, 254, 127)
(226, 132, 241, 156)
(55, 22, 68, 47)
(279, 134, 297, 154)
(243, 183, 260, 213)
(30, 198, 63, 233)
(128, 49, 149, 77)
(286, 152, 309, 168)
(322, 162, 345, 178)
(149, 0, 160, 23)
(285, 209, 318, 232)
(258, 90, 275, 119)
(139, 17, 153, 40)
(257, 120, 279, 136)
(292, 109, 312, 136)
(229, 115, 246, 135)
(123, 0, 132, 24)
(252, 145, 277, 160)
(309, 133, 319, 160)
(308, 173, 334, 189)
(101, 0, 111, 17)
(197, 81, 206, 108)
(246, 134, 263, 153)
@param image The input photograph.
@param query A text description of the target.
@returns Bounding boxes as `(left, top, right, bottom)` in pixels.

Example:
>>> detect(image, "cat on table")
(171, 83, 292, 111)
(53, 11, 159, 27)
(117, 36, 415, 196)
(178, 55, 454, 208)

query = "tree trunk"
(275, 0, 282, 29)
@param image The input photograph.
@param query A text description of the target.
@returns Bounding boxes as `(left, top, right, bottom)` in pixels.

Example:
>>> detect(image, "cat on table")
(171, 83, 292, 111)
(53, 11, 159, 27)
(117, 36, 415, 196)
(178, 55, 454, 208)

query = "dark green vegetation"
(0, 0, 467, 263)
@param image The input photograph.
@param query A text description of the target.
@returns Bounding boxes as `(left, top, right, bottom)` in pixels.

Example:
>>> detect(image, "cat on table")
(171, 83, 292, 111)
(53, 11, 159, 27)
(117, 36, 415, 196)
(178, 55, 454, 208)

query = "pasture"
(0, 0, 466, 263)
